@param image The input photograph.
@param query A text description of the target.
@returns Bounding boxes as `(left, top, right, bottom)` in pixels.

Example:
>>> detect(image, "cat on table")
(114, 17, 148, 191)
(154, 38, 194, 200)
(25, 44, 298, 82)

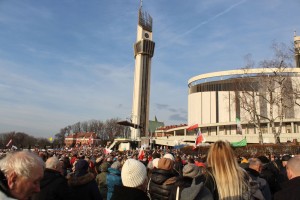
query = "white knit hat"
(163, 153, 175, 161)
(121, 159, 147, 188)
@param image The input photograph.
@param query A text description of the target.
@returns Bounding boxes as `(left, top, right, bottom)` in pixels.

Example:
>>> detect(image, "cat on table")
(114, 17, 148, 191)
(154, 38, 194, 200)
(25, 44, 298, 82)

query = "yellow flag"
(48, 137, 53, 142)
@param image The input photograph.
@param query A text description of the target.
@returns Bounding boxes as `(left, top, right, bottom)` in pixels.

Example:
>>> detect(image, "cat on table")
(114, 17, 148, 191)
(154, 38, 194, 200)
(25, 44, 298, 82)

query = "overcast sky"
(0, 0, 299, 138)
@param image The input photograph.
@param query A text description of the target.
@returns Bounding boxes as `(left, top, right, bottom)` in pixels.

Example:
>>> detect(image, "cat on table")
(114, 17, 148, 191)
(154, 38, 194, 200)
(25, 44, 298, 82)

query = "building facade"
(153, 68, 300, 146)
(64, 132, 101, 147)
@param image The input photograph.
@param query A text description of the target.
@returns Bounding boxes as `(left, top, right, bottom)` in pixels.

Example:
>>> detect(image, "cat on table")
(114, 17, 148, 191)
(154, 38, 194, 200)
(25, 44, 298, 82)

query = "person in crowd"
(245, 158, 272, 200)
(278, 154, 291, 185)
(111, 159, 149, 200)
(205, 140, 251, 200)
(95, 162, 109, 200)
(68, 159, 102, 200)
(148, 157, 178, 200)
(106, 161, 122, 200)
(31, 156, 72, 200)
(0, 151, 45, 200)
(274, 156, 300, 200)
(169, 163, 212, 200)
(173, 155, 183, 177)
(257, 155, 281, 196)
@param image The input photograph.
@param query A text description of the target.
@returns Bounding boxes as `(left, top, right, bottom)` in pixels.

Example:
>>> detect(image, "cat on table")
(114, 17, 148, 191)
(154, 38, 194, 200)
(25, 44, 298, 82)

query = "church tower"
(131, 5, 155, 140)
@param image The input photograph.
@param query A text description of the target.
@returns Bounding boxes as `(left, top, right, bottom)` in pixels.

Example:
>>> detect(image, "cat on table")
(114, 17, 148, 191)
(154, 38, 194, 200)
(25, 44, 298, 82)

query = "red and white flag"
(6, 139, 12, 147)
(195, 128, 205, 146)
(187, 124, 198, 131)
(138, 148, 145, 160)
(104, 148, 112, 155)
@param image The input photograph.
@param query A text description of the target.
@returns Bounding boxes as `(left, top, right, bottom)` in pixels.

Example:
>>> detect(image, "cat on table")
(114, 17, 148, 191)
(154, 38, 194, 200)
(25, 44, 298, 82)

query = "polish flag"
(195, 129, 205, 146)
(138, 148, 145, 160)
(187, 124, 198, 131)
(104, 148, 112, 155)
(6, 139, 12, 147)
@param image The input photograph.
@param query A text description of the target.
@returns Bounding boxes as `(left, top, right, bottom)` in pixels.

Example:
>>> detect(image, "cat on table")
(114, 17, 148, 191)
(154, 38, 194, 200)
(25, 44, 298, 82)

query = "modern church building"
(153, 34, 300, 146)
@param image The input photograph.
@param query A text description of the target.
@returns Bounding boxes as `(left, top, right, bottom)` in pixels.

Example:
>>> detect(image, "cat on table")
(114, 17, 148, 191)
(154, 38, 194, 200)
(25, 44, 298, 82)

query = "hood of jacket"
(151, 168, 176, 185)
(68, 172, 95, 187)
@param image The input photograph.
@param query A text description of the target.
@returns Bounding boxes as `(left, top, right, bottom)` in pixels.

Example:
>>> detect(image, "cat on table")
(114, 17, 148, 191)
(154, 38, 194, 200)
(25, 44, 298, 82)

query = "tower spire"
(140, 0, 143, 9)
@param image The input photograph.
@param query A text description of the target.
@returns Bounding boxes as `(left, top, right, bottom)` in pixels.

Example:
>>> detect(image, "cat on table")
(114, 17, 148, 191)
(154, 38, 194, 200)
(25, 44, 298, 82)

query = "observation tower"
(131, 5, 155, 140)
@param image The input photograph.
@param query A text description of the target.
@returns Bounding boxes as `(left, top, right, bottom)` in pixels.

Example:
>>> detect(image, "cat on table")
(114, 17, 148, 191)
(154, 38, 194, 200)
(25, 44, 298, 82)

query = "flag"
(138, 148, 145, 160)
(236, 117, 242, 134)
(231, 137, 247, 147)
(48, 137, 53, 143)
(187, 124, 198, 131)
(6, 139, 12, 147)
(104, 148, 112, 155)
(195, 128, 205, 146)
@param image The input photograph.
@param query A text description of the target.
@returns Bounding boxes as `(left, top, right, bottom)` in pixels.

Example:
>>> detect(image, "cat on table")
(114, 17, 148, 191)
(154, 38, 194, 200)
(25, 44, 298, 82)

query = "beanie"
(163, 153, 175, 161)
(111, 161, 121, 169)
(158, 158, 174, 170)
(152, 158, 160, 169)
(183, 164, 201, 178)
(121, 159, 147, 188)
(75, 159, 89, 177)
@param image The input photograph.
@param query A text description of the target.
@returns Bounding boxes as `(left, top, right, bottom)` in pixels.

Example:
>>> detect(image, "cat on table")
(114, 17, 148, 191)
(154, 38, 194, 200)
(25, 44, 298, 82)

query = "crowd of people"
(0, 140, 299, 200)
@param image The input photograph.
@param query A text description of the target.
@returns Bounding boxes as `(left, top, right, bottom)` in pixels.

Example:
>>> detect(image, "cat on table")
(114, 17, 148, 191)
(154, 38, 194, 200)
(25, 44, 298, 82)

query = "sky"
(0, 0, 299, 138)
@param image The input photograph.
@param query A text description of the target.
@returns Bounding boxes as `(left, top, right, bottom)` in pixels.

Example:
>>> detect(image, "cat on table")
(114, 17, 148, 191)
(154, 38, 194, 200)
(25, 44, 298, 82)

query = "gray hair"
(45, 156, 60, 169)
(0, 150, 45, 178)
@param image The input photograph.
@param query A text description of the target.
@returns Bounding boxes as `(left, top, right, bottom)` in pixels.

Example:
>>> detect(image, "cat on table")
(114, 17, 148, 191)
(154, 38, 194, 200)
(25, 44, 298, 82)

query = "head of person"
(163, 153, 175, 161)
(282, 154, 292, 167)
(158, 158, 174, 171)
(248, 158, 263, 173)
(45, 156, 63, 174)
(286, 156, 300, 180)
(121, 159, 147, 191)
(0, 151, 45, 200)
(207, 140, 247, 199)
(183, 164, 202, 178)
(74, 159, 89, 177)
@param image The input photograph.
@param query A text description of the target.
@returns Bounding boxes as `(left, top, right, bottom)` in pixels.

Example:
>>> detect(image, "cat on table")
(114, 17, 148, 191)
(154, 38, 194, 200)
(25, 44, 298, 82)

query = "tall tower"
(295, 32, 300, 68)
(131, 6, 155, 140)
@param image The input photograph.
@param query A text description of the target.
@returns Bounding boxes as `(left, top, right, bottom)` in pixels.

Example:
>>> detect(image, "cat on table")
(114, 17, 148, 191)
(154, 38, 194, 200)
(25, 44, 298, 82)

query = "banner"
(231, 137, 247, 147)
(187, 124, 198, 131)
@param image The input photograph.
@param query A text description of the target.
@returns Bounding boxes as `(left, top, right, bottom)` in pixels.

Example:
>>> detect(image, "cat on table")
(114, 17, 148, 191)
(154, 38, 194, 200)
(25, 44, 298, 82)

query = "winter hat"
(163, 153, 175, 161)
(183, 164, 201, 178)
(121, 159, 147, 188)
(152, 158, 160, 169)
(282, 154, 292, 161)
(75, 159, 89, 177)
(100, 162, 109, 172)
(158, 158, 174, 170)
(111, 161, 121, 170)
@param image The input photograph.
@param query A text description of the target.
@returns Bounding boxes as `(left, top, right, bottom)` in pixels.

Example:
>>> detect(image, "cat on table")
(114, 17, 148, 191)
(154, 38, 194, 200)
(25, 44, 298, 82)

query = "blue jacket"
(106, 168, 122, 200)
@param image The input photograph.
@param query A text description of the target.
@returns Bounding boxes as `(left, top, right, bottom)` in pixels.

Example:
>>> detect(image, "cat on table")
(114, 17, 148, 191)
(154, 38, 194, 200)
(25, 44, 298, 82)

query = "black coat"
(149, 169, 177, 200)
(245, 167, 272, 200)
(31, 168, 72, 200)
(68, 172, 102, 200)
(274, 176, 300, 200)
(111, 185, 149, 200)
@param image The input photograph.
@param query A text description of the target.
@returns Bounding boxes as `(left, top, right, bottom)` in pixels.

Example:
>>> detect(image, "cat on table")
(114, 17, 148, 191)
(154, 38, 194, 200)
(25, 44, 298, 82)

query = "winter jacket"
(111, 185, 150, 200)
(169, 175, 212, 200)
(0, 171, 16, 200)
(106, 168, 122, 200)
(274, 176, 300, 200)
(148, 168, 177, 200)
(95, 162, 109, 199)
(68, 172, 102, 200)
(246, 167, 272, 200)
(31, 168, 72, 200)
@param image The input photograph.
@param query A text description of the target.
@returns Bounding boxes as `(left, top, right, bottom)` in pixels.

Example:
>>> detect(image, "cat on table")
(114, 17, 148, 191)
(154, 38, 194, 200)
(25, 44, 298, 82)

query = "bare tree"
(235, 42, 297, 144)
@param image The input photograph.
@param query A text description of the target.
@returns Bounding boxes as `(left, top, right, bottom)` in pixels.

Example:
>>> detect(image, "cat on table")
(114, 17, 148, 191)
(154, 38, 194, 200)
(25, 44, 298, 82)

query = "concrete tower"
(295, 32, 300, 68)
(131, 6, 155, 140)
